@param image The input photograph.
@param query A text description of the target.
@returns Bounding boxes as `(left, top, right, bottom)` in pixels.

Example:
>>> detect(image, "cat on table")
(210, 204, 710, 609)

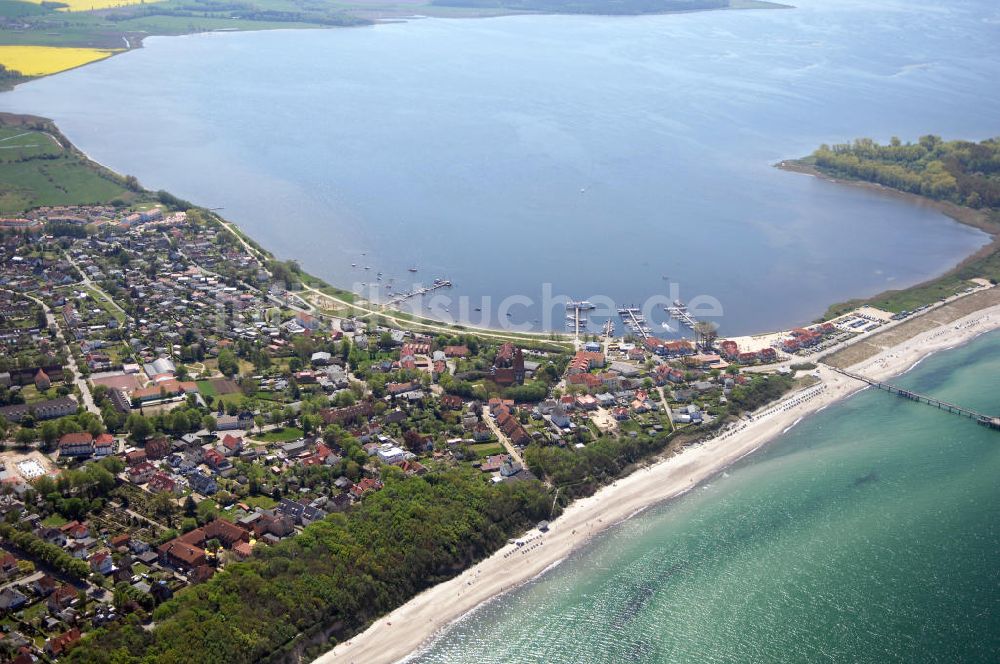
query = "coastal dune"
(323, 301, 1000, 664)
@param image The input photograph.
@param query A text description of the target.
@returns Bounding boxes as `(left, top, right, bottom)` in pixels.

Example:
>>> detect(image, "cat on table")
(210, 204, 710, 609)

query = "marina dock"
(666, 300, 698, 330)
(833, 367, 1000, 430)
(566, 300, 595, 336)
(618, 306, 652, 339)
(383, 279, 452, 307)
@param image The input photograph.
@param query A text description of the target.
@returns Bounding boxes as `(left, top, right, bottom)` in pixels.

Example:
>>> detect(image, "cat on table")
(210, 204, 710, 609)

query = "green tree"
(126, 413, 152, 443)
(218, 348, 239, 377)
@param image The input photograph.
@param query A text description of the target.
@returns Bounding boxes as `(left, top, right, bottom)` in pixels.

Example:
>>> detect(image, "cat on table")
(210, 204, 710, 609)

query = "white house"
(376, 443, 405, 465)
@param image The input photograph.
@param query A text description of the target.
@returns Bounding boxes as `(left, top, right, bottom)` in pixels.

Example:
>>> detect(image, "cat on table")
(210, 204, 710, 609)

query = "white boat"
(566, 300, 596, 310)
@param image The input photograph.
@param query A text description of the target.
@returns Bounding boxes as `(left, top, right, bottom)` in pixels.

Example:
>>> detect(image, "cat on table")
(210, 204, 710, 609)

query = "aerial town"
(0, 202, 988, 662)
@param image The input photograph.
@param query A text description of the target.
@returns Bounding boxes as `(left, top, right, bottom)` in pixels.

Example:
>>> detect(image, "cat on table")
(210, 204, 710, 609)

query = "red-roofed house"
(220, 434, 243, 456)
(125, 449, 147, 467)
(127, 461, 156, 485)
(440, 394, 463, 410)
(144, 436, 171, 460)
(148, 472, 179, 494)
(45, 628, 81, 658)
(718, 340, 740, 359)
(47, 584, 79, 612)
(58, 432, 93, 458)
(203, 448, 226, 470)
(93, 433, 115, 458)
(350, 477, 383, 499)
(0, 552, 17, 580)
(567, 373, 601, 390)
(567, 351, 605, 375)
(89, 549, 113, 575)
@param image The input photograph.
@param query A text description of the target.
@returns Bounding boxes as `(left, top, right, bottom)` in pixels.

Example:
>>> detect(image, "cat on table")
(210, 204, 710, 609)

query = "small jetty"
(618, 306, 652, 339)
(666, 299, 698, 330)
(833, 368, 1000, 430)
(384, 278, 452, 307)
(566, 301, 594, 335)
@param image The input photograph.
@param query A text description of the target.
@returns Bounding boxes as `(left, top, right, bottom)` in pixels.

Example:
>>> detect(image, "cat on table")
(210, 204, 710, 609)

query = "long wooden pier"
(833, 368, 1000, 430)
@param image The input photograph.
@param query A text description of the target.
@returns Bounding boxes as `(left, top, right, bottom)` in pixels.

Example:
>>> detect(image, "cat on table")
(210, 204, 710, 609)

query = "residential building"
(58, 432, 94, 458)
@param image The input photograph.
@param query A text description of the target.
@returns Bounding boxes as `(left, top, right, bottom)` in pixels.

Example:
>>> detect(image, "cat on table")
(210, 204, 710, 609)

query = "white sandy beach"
(322, 303, 1000, 664)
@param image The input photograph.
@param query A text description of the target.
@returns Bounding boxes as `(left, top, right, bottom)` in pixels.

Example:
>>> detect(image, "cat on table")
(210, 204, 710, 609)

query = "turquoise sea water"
(2, 0, 999, 334)
(412, 331, 1000, 663)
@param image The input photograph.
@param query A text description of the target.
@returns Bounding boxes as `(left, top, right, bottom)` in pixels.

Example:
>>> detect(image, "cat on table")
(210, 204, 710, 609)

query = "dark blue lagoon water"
(412, 330, 1000, 663)
(3, 0, 999, 333)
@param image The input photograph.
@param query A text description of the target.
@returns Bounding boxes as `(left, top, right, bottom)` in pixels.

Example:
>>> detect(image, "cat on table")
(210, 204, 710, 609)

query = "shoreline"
(775, 159, 997, 235)
(322, 301, 1000, 664)
(0, 0, 789, 90)
(776, 159, 1000, 313)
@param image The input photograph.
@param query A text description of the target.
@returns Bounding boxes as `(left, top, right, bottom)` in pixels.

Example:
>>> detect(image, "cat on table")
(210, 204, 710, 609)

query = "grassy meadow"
(0, 116, 141, 214)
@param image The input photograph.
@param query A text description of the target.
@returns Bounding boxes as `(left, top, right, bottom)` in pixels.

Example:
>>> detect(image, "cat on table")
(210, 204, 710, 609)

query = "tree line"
(811, 135, 1000, 209)
(433, 0, 728, 14)
(64, 470, 552, 664)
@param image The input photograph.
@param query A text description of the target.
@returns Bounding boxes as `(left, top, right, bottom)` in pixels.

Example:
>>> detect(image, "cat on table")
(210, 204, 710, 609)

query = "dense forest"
(432, 0, 728, 14)
(810, 136, 1000, 209)
(64, 470, 551, 663)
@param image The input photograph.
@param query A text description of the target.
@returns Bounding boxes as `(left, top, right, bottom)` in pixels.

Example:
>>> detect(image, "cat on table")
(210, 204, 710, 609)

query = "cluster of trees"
(33, 457, 123, 521)
(44, 221, 89, 238)
(65, 470, 551, 664)
(123, 404, 214, 442)
(217, 347, 239, 378)
(726, 374, 794, 413)
(811, 136, 1000, 208)
(267, 259, 302, 290)
(0, 64, 24, 80)
(439, 374, 484, 399)
(525, 430, 672, 499)
(502, 380, 549, 403)
(155, 189, 192, 211)
(13, 410, 103, 449)
(112, 580, 154, 613)
(0, 522, 89, 581)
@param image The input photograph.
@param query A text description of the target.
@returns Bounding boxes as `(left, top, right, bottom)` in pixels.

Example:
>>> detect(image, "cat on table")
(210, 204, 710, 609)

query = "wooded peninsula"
(783, 136, 1000, 316)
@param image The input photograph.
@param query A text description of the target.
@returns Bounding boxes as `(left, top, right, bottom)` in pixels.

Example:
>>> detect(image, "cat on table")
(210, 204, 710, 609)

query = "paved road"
(481, 406, 526, 468)
(63, 251, 130, 322)
(656, 386, 676, 433)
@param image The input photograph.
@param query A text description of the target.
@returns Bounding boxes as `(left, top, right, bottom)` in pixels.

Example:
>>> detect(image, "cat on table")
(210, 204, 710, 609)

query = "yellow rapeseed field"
(28, 0, 161, 11)
(0, 46, 120, 77)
